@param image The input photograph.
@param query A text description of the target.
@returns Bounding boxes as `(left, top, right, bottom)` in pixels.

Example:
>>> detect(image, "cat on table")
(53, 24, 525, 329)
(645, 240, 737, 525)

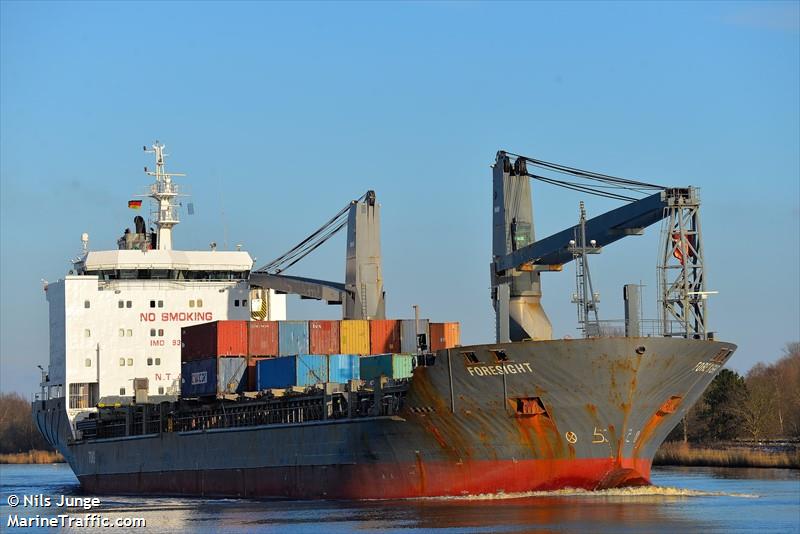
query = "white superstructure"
(43, 142, 286, 428)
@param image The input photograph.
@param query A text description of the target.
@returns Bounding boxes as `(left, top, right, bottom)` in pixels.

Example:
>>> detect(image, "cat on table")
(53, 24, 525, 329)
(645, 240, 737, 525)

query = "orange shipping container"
(429, 322, 460, 352)
(181, 320, 248, 362)
(369, 319, 401, 354)
(248, 321, 279, 356)
(309, 320, 340, 354)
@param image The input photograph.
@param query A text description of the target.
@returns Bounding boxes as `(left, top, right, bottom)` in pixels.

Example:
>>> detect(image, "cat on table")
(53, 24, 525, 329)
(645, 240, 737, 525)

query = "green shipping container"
(340, 320, 370, 355)
(359, 354, 414, 381)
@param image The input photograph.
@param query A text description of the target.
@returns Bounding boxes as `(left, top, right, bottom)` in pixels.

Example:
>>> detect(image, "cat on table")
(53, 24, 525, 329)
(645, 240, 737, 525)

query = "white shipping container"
(400, 319, 430, 353)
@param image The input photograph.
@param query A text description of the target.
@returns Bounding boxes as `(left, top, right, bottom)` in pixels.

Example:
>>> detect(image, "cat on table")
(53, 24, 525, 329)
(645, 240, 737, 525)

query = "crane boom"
(493, 190, 667, 273)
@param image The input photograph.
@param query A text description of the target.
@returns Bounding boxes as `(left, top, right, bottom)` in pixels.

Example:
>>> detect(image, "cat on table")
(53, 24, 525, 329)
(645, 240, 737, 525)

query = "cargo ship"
(32, 143, 736, 499)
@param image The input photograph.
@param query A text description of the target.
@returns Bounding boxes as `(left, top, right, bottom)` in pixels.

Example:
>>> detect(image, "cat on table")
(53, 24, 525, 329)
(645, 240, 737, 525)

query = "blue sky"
(1, 1, 798, 394)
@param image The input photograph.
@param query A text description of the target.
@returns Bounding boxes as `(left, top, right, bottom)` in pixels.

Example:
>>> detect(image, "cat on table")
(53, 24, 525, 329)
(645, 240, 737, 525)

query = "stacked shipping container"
(340, 320, 370, 354)
(309, 320, 340, 354)
(429, 322, 460, 352)
(248, 321, 279, 356)
(279, 321, 310, 356)
(181, 321, 249, 397)
(181, 321, 248, 361)
(400, 319, 430, 353)
(256, 355, 328, 390)
(180, 318, 460, 395)
(369, 320, 401, 354)
(359, 354, 414, 381)
(181, 357, 248, 397)
(256, 354, 361, 390)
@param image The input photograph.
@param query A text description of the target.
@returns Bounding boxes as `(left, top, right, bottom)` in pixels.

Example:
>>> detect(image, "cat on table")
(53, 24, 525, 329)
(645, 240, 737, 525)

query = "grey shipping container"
(400, 319, 430, 353)
(181, 357, 247, 398)
(359, 354, 414, 381)
(279, 321, 309, 356)
(328, 354, 360, 383)
(256, 354, 328, 390)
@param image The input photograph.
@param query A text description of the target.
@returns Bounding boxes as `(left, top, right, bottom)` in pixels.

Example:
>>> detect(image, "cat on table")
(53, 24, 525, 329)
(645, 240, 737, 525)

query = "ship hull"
(37, 337, 735, 499)
(78, 458, 652, 499)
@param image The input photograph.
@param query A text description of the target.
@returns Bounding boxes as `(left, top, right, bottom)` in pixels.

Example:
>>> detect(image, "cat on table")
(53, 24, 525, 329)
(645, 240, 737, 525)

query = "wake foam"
(417, 486, 759, 501)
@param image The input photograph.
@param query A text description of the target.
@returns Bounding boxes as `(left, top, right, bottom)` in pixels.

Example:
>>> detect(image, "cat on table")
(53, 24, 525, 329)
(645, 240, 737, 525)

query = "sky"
(1, 1, 798, 395)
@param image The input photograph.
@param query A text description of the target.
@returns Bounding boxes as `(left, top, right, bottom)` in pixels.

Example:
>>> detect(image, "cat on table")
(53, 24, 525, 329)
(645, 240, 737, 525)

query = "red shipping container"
(429, 322, 460, 352)
(309, 320, 340, 354)
(247, 356, 271, 390)
(181, 320, 248, 362)
(248, 321, 279, 356)
(369, 319, 401, 354)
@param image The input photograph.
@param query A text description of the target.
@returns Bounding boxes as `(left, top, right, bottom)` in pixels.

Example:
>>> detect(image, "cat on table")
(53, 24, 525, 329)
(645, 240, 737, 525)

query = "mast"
(569, 201, 601, 337)
(144, 142, 185, 250)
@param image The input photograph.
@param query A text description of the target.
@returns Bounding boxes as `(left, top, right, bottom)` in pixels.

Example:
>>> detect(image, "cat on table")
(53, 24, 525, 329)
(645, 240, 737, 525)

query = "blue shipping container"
(279, 321, 309, 356)
(256, 354, 328, 390)
(181, 357, 247, 397)
(359, 354, 414, 381)
(328, 354, 360, 383)
(296, 354, 328, 386)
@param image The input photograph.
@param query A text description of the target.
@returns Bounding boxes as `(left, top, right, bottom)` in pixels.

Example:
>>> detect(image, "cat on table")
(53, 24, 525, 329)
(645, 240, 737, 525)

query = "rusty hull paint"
(77, 457, 654, 499)
(60, 336, 735, 499)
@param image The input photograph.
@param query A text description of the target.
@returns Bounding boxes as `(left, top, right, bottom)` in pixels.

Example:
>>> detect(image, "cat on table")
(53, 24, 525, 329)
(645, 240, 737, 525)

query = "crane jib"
(494, 192, 668, 273)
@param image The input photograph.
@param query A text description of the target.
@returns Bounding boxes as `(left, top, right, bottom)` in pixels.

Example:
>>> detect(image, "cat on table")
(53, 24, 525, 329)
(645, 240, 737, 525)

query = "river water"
(0, 464, 797, 533)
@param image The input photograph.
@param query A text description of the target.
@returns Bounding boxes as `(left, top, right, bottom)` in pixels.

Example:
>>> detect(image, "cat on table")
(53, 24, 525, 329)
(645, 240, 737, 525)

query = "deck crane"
(491, 151, 709, 343)
(249, 190, 386, 320)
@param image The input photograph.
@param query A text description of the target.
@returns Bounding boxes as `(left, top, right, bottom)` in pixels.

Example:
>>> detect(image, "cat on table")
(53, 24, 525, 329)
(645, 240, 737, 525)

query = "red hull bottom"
(78, 458, 652, 499)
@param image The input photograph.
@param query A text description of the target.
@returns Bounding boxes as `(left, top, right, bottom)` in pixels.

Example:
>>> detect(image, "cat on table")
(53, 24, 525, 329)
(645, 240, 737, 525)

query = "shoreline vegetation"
(1, 444, 797, 469)
(654, 441, 799, 469)
(3, 448, 798, 469)
(0, 450, 64, 464)
(0, 441, 800, 469)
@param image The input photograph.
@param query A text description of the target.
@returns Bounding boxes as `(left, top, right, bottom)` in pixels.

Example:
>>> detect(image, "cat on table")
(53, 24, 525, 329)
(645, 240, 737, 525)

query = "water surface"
(1, 464, 797, 533)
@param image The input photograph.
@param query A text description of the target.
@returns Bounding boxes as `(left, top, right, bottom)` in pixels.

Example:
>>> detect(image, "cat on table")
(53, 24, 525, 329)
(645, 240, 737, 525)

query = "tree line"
(668, 342, 800, 443)
(0, 393, 53, 453)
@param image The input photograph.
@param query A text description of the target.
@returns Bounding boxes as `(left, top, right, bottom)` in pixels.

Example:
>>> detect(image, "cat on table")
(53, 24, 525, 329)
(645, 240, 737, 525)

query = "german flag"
(128, 200, 142, 210)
